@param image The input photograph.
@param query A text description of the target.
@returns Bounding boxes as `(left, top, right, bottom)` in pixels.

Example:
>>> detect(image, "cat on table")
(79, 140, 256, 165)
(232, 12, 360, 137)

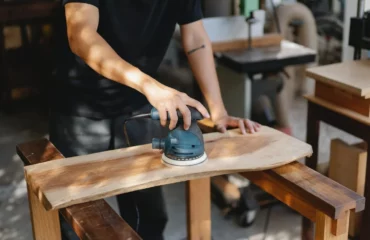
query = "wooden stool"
(303, 59, 370, 240)
(18, 120, 364, 240)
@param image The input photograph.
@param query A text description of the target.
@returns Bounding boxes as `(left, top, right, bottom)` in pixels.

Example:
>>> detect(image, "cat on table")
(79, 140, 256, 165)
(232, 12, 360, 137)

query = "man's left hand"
(212, 114, 261, 134)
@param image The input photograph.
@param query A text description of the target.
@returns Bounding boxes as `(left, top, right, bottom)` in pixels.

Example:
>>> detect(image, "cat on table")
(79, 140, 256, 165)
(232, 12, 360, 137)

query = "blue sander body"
(150, 107, 208, 166)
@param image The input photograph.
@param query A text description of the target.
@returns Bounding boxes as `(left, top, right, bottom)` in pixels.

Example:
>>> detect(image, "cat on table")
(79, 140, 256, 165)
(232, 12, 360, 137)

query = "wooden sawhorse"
(18, 121, 365, 240)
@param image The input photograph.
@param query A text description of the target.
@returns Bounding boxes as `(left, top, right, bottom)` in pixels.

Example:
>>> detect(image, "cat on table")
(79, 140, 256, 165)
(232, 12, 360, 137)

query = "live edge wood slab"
(17, 138, 141, 240)
(24, 126, 312, 211)
(19, 119, 366, 240)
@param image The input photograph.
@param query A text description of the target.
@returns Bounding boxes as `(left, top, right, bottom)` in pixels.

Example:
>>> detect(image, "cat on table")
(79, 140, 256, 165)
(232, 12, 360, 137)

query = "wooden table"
(18, 120, 364, 240)
(303, 59, 370, 240)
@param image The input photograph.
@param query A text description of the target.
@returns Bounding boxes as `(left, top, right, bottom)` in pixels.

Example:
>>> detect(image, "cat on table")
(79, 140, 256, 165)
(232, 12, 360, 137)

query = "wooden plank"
(242, 170, 317, 222)
(304, 94, 370, 127)
(27, 183, 61, 240)
(329, 139, 367, 237)
(24, 126, 312, 211)
(270, 161, 365, 218)
(17, 139, 142, 240)
(315, 81, 370, 117)
(315, 210, 350, 240)
(187, 178, 211, 240)
(306, 60, 370, 98)
(329, 139, 367, 196)
(212, 33, 283, 52)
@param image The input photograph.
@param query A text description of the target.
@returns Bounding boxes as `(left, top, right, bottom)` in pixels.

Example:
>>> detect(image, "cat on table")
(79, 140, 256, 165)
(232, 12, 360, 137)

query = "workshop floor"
(0, 96, 359, 240)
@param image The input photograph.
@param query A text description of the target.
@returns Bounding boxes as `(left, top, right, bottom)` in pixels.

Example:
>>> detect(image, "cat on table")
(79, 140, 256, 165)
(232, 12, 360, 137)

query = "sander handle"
(150, 106, 204, 121)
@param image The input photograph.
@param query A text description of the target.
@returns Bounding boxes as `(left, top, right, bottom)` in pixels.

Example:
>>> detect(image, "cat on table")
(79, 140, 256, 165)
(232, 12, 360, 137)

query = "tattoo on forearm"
(187, 44, 205, 55)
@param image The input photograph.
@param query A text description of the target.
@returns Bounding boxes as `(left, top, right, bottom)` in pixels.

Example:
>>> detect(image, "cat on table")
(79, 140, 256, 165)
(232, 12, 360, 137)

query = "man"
(51, 0, 261, 239)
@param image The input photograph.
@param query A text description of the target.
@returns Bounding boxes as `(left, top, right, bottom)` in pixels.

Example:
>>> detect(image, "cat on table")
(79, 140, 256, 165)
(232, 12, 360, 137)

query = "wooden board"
(24, 126, 312, 211)
(329, 139, 367, 237)
(211, 33, 283, 52)
(315, 81, 370, 117)
(306, 60, 370, 99)
(304, 94, 370, 126)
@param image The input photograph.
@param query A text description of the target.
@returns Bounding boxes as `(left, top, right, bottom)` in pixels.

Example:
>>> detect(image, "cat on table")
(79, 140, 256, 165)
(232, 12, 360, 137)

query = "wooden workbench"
(303, 59, 370, 240)
(18, 119, 365, 240)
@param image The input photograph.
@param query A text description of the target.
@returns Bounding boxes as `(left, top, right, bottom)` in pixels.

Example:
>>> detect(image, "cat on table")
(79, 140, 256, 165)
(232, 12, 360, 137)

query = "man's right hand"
(142, 80, 210, 130)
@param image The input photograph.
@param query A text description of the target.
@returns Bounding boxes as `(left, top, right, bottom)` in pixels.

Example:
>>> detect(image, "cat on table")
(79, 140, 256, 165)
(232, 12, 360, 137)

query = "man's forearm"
(65, 3, 156, 95)
(181, 24, 227, 119)
(68, 28, 154, 94)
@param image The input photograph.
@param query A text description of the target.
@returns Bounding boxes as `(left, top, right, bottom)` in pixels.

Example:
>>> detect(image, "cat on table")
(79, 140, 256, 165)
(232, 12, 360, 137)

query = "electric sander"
(123, 106, 207, 166)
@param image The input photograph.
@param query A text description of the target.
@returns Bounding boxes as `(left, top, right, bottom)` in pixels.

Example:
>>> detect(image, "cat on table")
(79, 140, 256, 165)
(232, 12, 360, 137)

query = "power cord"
(121, 112, 151, 233)
(123, 113, 151, 147)
(262, 205, 273, 240)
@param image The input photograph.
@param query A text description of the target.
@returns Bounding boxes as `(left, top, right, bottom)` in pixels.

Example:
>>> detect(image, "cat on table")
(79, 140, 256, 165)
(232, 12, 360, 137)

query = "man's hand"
(142, 80, 210, 130)
(180, 20, 262, 135)
(212, 114, 261, 134)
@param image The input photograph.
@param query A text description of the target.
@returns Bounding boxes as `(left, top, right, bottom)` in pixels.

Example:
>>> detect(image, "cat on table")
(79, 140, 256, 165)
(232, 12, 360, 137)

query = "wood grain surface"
(304, 95, 370, 126)
(212, 33, 283, 52)
(187, 178, 211, 240)
(315, 81, 370, 117)
(17, 139, 142, 240)
(306, 60, 370, 98)
(24, 126, 312, 211)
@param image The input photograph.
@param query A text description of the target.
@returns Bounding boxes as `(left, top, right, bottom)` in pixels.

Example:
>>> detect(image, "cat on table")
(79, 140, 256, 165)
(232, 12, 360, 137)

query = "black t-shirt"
(52, 0, 203, 119)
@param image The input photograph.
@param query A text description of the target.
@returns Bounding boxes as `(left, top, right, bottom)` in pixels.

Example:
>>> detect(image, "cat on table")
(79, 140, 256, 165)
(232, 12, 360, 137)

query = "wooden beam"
(17, 138, 142, 240)
(27, 183, 61, 240)
(243, 162, 365, 220)
(187, 178, 211, 240)
(315, 210, 350, 239)
(242, 170, 317, 222)
(23, 126, 312, 211)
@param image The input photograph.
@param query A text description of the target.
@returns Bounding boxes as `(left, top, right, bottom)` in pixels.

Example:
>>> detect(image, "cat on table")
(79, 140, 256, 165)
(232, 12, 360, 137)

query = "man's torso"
(53, 0, 188, 119)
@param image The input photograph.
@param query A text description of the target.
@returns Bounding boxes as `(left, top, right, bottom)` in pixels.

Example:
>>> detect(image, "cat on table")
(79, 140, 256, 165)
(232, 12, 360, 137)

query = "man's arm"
(64, 3, 209, 129)
(180, 20, 260, 134)
(65, 3, 147, 95)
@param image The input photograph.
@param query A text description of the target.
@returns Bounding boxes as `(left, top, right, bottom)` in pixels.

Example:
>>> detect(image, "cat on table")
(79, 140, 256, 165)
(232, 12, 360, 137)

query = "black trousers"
(48, 104, 169, 240)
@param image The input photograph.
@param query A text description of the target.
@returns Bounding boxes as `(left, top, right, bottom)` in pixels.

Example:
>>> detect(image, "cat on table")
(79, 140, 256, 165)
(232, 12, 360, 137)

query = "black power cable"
(123, 113, 151, 147)
(121, 112, 151, 233)
(262, 205, 273, 240)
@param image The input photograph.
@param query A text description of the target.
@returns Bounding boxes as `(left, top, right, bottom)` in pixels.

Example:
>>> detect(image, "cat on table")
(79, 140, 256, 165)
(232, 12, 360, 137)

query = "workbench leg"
(186, 177, 211, 240)
(315, 210, 349, 240)
(27, 183, 61, 240)
(303, 102, 321, 240)
(305, 102, 320, 170)
(360, 141, 370, 240)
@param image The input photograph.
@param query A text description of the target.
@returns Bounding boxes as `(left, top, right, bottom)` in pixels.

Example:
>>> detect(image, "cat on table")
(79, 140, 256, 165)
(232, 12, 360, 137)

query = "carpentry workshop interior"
(1, 0, 370, 239)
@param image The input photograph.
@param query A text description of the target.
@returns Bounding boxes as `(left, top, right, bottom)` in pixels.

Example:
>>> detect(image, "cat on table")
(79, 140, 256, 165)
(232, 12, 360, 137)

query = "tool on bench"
(123, 106, 207, 167)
